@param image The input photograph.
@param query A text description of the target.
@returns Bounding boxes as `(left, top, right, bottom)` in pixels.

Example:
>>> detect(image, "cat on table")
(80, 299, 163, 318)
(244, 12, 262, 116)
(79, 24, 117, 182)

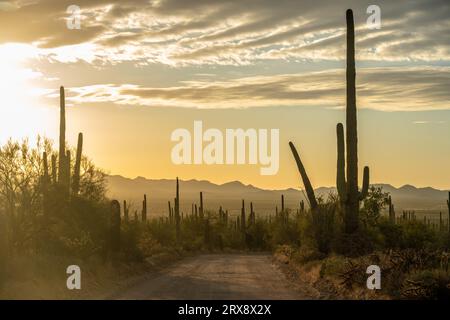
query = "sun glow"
(0, 43, 52, 144)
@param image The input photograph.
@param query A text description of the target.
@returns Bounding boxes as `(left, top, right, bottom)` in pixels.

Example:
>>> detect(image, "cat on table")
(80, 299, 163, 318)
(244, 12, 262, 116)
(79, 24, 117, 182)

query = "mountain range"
(106, 175, 449, 216)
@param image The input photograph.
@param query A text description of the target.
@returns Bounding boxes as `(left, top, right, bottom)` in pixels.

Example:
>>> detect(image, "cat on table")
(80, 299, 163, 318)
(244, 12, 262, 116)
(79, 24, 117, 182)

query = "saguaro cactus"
(388, 196, 395, 223)
(110, 200, 121, 253)
(58, 86, 66, 183)
(249, 202, 255, 225)
(51, 154, 57, 184)
(168, 201, 172, 223)
(65, 150, 71, 194)
(123, 200, 129, 221)
(281, 194, 285, 212)
(288, 142, 318, 211)
(142, 194, 147, 222)
(241, 199, 246, 233)
(447, 192, 450, 233)
(335, 10, 370, 234)
(199, 191, 204, 219)
(72, 133, 83, 195)
(175, 178, 181, 241)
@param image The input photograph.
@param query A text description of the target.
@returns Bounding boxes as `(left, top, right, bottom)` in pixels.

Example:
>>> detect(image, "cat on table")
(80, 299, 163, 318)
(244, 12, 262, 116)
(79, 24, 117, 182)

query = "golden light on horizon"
(0, 43, 52, 144)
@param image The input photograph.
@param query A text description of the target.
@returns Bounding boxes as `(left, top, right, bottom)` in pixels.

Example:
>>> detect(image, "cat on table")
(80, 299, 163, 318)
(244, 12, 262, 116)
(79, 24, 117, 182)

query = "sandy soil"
(113, 253, 310, 300)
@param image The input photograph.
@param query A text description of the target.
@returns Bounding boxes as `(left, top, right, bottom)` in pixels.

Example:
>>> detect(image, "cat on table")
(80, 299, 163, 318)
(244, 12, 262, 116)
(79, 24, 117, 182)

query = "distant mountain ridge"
(106, 175, 449, 216)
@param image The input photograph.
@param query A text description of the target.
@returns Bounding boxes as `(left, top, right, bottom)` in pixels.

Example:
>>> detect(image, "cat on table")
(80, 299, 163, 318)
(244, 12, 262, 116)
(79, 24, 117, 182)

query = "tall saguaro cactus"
(72, 133, 83, 195)
(58, 86, 66, 183)
(336, 10, 370, 234)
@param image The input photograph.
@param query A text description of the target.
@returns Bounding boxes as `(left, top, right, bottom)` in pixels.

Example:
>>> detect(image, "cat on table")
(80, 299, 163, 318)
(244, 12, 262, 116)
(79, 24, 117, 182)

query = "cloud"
(413, 120, 446, 124)
(0, 0, 449, 65)
(62, 66, 450, 111)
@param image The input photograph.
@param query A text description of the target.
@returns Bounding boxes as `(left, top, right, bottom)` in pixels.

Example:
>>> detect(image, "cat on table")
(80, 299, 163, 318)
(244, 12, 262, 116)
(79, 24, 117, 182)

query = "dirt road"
(114, 253, 310, 300)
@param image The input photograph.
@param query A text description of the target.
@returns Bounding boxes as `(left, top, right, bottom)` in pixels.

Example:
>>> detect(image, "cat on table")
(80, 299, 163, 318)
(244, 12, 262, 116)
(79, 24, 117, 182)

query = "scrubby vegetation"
(0, 10, 449, 300)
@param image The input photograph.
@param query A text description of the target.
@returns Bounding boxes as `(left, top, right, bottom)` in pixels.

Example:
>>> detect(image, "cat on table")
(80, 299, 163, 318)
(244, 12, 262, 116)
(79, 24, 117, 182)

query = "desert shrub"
(376, 217, 404, 249)
(292, 246, 325, 264)
(311, 200, 337, 254)
(401, 269, 450, 300)
(401, 221, 436, 249)
(360, 186, 389, 228)
(319, 255, 347, 278)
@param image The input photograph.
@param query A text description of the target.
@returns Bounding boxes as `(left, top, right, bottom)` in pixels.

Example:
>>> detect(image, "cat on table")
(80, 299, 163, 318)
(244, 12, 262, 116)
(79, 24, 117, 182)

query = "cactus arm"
(359, 166, 370, 200)
(288, 141, 318, 210)
(336, 123, 347, 201)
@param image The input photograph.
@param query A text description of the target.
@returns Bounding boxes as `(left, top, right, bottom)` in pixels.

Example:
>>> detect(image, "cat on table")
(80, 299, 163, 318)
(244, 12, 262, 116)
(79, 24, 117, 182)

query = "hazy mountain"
(106, 175, 449, 216)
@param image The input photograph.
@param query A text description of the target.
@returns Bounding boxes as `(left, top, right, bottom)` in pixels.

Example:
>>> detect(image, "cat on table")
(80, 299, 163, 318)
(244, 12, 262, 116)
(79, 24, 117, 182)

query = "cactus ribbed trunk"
(345, 9, 359, 234)
(58, 86, 66, 184)
(72, 133, 83, 195)
(336, 123, 346, 203)
(288, 142, 318, 210)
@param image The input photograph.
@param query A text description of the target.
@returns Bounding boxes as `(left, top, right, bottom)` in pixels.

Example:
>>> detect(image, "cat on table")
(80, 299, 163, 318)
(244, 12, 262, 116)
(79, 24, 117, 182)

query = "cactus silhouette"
(388, 195, 395, 223)
(335, 10, 370, 234)
(110, 200, 121, 254)
(65, 150, 71, 194)
(51, 154, 57, 184)
(142, 194, 147, 222)
(58, 86, 66, 184)
(175, 178, 180, 241)
(123, 200, 129, 221)
(288, 142, 318, 210)
(447, 192, 450, 233)
(199, 191, 204, 219)
(72, 132, 83, 195)
(168, 201, 172, 223)
(241, 199, 246, 233)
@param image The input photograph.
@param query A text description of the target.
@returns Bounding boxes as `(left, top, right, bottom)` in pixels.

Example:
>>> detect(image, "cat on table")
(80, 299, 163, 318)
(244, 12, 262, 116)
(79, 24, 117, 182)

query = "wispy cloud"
(412, 120, 447, 124)
(0, 0, 449, 65)
(61, 66, 450, 111)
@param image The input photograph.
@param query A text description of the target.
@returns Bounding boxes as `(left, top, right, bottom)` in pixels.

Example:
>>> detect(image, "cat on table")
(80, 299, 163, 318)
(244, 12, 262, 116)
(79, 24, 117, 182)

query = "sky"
(0, 0, 449, 190)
